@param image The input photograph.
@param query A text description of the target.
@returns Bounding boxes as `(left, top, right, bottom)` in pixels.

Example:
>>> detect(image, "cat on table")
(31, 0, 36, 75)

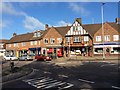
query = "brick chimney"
(45, 24, 49, 30)
(13, 32, 17, 37)
(115, 18, 119, 24)
(76, 18, 82, 25)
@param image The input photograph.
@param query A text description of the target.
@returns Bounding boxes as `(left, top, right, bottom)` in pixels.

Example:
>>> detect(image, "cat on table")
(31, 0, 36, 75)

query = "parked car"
(18, 55, 33, 61)
(35, 54, 51, 61)
(4, 55, 18, 60)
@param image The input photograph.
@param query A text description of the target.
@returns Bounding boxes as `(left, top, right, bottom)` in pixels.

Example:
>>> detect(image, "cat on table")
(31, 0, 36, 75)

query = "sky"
(1, 2, 119, 39)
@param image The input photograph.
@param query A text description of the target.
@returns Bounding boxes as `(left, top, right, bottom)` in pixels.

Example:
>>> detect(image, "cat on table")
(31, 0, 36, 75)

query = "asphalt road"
(2, 60, 120, 90)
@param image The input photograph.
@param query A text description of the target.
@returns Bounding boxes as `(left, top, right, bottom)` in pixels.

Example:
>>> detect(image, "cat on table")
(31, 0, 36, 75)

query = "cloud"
(2, 2, 27, 16)
(2, 2, 45, 30)
(0, 20, 11, 30)
(56, 20, 71, 26)
(69, 3, 90, 16)
(23, 16, 45, 30)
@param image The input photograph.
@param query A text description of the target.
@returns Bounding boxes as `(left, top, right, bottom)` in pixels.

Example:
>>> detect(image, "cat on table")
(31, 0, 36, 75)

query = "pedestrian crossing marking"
(23, 76, 74, 89)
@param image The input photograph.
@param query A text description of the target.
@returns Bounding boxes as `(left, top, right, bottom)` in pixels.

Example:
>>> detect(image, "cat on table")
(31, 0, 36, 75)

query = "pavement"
(2, 61, 34, 84)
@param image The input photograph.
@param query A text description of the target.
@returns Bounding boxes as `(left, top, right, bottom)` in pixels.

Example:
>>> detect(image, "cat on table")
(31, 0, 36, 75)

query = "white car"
(4, 55, 18, 60)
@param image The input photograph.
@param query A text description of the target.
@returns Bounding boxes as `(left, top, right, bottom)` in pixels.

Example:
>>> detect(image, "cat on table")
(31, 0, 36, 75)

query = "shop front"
(18, 48, 28, 56)
(47, 47, 63, 59)
(94, 42, 120, 55)
(29, 47, 41, 55)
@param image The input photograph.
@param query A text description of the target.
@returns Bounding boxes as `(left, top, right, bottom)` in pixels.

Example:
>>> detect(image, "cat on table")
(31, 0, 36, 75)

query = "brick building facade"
(5, 18, 120, 58)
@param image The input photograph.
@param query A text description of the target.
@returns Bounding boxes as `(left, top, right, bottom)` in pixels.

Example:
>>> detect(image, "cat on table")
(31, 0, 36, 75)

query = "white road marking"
(78, 78, 95, 84)
(101, 64, 117, 67)
(23, 77, 73, 89)
(61, 83, 74, 89)
(44, 71, 52, 74)
(112, 86, 120, 89)
(37, 81, 62, 88)
(58, 74, 68, 78)
(43, 82, 66, 89)
(56, 63, 66, 65)
(23, 76, 46, 82)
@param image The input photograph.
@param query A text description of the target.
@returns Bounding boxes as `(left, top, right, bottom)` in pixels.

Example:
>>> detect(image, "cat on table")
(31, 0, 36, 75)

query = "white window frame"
(113, 35, 119, 41)
(21, 42, 26, 46)
(8, 44, 11, 47)
(30, 41, 33, 45)
(37, 32, 41, 37)
(96, 36, 101, 42)
(34, 41, 37, 45)
(14, 43, 18, 47)
(84, 36, 89, 42)
(74, 37, 81, 42)
(50, 38, 55, 44)
(57, 38, 62, 43)
(66, 37, 70, 42)
(44, 38, 48, 44)
(105, 35, 110, 41)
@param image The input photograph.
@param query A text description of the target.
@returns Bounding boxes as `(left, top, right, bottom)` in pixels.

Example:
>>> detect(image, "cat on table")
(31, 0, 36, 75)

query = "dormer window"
(37, 32, 41, 37)
(34, 32, 37, 37)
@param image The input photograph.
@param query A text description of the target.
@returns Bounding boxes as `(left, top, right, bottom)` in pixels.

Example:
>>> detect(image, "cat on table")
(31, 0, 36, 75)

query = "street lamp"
(101, 3, 105, 59)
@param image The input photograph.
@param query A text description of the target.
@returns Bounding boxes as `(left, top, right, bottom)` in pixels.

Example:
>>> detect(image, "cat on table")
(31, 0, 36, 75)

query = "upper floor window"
(8, 44, 11, 47)
(14, 43, 18, 47)
(73, 26, 75, 31)
(84, 36, 89, 42)
(113, 35, 119, 41)
(37, 32, 41, 37)
(34, 32, 37, 37)
(30, 41, 33, 45)
(34, 41, 37, 45)
(105, 35, 110, 41)
(50, 38, 55, 44)
(57, 38, 62, 43)
(74, 37, 81, 42)
(96, 36, 101, 42)
(44, 38, 48, 44)
(21, 42, 26, 46)
(66, 37, 70, 42)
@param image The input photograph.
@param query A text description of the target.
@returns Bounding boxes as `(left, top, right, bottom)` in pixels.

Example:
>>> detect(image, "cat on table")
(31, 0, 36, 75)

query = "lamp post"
(101, 3, 105, 59)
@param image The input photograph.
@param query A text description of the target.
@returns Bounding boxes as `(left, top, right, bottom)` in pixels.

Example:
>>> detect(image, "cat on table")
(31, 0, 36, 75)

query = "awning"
(29, 48, 36, 51)
(18, 48, 28, 50)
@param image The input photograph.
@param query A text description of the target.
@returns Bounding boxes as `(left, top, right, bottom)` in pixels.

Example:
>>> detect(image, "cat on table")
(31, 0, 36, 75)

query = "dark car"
(35, 54, 51, 61)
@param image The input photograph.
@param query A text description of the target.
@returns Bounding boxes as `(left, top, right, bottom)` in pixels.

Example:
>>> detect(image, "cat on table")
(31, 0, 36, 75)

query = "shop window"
(94, 48, 103, 54)
(113, 47, 120, 53)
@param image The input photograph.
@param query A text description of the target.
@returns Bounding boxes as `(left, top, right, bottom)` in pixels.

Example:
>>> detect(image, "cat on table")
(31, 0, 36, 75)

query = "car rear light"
(46, 57, 49, 59)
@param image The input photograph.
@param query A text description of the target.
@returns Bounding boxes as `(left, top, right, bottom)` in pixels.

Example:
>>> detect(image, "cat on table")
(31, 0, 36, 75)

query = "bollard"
(10, 61, 14, 73)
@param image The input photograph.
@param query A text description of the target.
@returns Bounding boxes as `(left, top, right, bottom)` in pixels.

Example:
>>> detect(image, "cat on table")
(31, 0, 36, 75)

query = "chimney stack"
(115, 18, 119, 24)
(76, 18, 82, 25)
(13, 32, 17, 37)
(45, 24, 49, 30)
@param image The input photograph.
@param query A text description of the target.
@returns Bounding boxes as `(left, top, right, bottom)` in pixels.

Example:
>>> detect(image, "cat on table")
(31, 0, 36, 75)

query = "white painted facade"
(66, 21, 88, 36)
